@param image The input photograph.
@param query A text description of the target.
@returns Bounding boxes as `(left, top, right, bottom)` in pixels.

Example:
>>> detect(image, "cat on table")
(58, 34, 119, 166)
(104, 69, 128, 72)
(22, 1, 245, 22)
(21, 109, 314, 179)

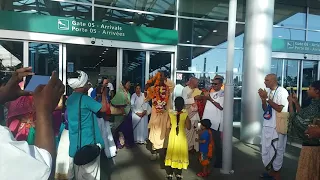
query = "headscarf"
(67, 70, 88, 89)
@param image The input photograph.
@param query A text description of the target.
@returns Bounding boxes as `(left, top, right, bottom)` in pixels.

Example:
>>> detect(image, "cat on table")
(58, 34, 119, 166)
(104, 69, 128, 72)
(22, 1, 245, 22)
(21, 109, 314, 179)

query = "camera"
(91, 37, 96, 44)
(304, 54, 307, 59)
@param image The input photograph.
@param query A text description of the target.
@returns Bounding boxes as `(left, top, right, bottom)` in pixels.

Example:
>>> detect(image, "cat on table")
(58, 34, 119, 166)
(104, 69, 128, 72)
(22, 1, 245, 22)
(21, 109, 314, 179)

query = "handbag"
(73, 94, 101, 166)
(276, 112, 289, 134)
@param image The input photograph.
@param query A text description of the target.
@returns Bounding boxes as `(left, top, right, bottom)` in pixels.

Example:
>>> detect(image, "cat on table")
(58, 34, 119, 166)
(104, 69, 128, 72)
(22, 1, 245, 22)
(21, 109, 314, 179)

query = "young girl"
(164, 97, 191, 180)
(196, 119, 214, 177)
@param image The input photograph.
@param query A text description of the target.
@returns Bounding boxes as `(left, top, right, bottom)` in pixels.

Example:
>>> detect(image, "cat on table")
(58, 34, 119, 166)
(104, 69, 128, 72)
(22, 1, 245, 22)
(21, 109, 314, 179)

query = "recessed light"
(106, 48, 109, 50)
(99, 56, 101, 57)
(30, 9, 37, 12)
(129, 21, 134, 24)
(104, 50, 106, 52)
(101, 59, 104, 61)
(186, 40, 190, 43)
(198, 35, 202, 38)
(278, 35, 283, 38)
(212, 30, 218, 33)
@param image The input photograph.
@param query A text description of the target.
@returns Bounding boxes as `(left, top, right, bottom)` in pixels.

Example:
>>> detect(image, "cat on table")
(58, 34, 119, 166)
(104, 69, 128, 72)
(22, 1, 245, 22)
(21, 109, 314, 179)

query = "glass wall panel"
(179, 0, 229, 20)
(274, 3, 306, 28)
(122, 50, 146, 94)
(149, 51, 171, 78)
(307, 31, 320, 42)
(236, 0, 246, 22)
(29, 42, 59, 76)
(0, 40, 23, 84)
(95, 7, 175, 29)
(177, 46, 243, 73)
(271, 58, 283, 83)
(273, 27, 306, 41)
(0, 1, 92, 20)
(179, 19, 227, 45)
(308, 8, 320, 30)
(95, 0, 176, 15)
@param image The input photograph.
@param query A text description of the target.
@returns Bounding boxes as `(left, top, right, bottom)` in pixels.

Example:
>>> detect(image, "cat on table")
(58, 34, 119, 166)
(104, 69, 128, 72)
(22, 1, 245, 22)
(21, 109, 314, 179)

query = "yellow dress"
(165, 110, 189, 169)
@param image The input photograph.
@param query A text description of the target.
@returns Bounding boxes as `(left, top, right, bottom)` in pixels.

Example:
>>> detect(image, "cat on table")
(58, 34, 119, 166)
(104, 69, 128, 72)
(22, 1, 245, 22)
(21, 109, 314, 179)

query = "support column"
(221, 0, 237, 175)
(241, 0, 275, 144)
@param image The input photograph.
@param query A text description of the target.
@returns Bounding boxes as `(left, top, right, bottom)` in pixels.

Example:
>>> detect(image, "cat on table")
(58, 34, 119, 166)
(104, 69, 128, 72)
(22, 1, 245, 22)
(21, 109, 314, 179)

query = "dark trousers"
(211, 128, 222, 168)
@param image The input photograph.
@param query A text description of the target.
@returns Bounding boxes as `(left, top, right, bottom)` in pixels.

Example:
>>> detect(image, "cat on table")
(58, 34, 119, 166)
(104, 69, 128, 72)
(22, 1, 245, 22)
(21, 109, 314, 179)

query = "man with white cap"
(65, 70, 107, 180)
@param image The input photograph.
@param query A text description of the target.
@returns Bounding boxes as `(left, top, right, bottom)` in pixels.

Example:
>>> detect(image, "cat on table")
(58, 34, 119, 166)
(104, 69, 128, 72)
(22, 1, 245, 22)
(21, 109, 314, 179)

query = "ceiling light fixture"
(30, 9, 37, 12)
(129, 21, 134, 24)
(99, 56, 101, 57)
(186, 40, 190, 43)
(198, 35, 202, 38)
(212, 30, 218, 33)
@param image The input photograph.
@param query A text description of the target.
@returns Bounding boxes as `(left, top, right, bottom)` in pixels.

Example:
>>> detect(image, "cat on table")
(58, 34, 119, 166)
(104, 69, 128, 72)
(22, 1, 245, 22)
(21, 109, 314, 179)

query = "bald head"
(189, 77, 199, 88)
(264, 74, 278, 89)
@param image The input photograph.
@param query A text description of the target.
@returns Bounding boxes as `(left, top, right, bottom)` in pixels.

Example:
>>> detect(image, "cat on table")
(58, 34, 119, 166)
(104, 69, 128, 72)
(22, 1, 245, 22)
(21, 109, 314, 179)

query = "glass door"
(122, 50, 146, 94)
(301, 61, 319, 107)
(271, 58, 319, 107)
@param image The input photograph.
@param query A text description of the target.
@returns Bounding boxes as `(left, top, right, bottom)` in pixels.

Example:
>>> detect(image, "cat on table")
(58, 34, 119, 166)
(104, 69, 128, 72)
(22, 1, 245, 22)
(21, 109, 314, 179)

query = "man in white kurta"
(258, 74, 288, 180)
(182, 77, 201, 152)
(202, 77, 224, 168)
(0, 125, 52, 179)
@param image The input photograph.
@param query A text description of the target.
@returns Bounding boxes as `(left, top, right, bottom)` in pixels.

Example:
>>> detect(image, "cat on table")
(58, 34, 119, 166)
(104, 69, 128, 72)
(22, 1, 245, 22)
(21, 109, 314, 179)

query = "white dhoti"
(97, 117, 116, 158)
(261, 126, 287, 171)
(185, 113, 200, 152)
(55, 129, 70, 180)
(68, 156, 101, 180)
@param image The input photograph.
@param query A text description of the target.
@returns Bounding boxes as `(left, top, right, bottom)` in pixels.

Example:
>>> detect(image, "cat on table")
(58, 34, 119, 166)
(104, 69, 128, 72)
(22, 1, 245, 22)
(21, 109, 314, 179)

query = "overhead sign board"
(0, 11, 178, 45)
(272, 38, 320, 55)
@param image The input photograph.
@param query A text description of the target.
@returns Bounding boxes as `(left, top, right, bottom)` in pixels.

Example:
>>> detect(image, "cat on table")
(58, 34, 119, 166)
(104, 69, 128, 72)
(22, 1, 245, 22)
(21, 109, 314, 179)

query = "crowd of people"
(0, 68, 320, 180)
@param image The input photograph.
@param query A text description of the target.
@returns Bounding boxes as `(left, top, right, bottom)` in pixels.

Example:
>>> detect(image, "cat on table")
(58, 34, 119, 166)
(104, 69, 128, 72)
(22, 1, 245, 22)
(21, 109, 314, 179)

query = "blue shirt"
(67, 92, 104, 157)
(199, 130, 210, 154)
(90, 88, 110, 103)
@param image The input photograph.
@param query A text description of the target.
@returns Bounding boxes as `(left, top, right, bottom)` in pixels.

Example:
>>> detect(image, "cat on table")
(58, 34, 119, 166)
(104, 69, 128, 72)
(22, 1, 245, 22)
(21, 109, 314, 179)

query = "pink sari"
(7, 96, 35, 141)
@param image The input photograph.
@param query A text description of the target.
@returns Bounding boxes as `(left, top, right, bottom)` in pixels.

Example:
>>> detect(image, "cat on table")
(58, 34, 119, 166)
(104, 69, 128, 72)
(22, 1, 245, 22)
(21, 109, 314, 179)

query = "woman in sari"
(288, 80, 320, 180)
(6, 95, 35, 142)
(131, 84, 151, 144)
(145, 71, 175, 160)
(111, 79, 134, 149)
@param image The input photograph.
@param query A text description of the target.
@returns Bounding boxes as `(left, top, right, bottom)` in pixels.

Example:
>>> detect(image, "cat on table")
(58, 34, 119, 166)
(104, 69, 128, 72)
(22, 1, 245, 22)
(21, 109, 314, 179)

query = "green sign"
(272, 38, 320, 54)
(0, 11, 178, 45)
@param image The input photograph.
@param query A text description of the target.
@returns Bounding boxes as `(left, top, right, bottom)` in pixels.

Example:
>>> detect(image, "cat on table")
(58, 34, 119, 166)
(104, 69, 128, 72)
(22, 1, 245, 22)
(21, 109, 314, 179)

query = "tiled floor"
(100, 135, 300, 180)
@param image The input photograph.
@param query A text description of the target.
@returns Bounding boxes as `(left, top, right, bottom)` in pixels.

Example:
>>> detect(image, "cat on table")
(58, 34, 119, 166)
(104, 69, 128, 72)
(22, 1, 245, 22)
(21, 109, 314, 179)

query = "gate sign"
(272, 38, 320, 54)
(0, 11, 178, 45)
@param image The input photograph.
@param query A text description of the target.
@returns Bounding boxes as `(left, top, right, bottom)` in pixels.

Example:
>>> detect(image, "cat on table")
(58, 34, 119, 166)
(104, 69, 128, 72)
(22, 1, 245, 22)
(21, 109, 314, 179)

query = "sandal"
(176, 174, 183, 180)
(166, 174, 173, 180)
(197, 172, 208, 177)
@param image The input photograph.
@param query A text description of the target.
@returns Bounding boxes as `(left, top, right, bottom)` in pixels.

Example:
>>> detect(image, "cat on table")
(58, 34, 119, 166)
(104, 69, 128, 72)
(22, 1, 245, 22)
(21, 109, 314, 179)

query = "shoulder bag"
(73, 94, 101, 166)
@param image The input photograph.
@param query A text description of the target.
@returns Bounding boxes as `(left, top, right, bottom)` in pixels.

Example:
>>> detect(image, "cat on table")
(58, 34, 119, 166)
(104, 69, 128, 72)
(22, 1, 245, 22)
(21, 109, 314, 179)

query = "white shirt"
(87, 87, 94, 96)
(0, 125, 52, 180)
(173, 84, 184, 101)
(263, 86, 289, 128)
(202, 90, 224, 131)
(107, 82, 114, 91)
(182, 86, 195, 105)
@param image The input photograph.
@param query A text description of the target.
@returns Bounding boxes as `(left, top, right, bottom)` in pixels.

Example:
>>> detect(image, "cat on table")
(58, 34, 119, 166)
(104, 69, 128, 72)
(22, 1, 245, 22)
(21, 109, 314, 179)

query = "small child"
(164, 97, 191, 180)
(196, 119, 214, 177)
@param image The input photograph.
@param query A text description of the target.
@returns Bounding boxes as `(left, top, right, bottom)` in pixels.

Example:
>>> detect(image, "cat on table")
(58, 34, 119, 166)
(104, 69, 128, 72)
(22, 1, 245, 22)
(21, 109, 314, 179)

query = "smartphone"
(24, 75, 51, 92)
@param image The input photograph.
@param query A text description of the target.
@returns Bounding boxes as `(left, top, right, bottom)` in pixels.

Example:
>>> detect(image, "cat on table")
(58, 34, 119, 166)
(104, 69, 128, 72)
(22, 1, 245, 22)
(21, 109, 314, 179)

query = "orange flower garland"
(146, 72, 170, 113)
